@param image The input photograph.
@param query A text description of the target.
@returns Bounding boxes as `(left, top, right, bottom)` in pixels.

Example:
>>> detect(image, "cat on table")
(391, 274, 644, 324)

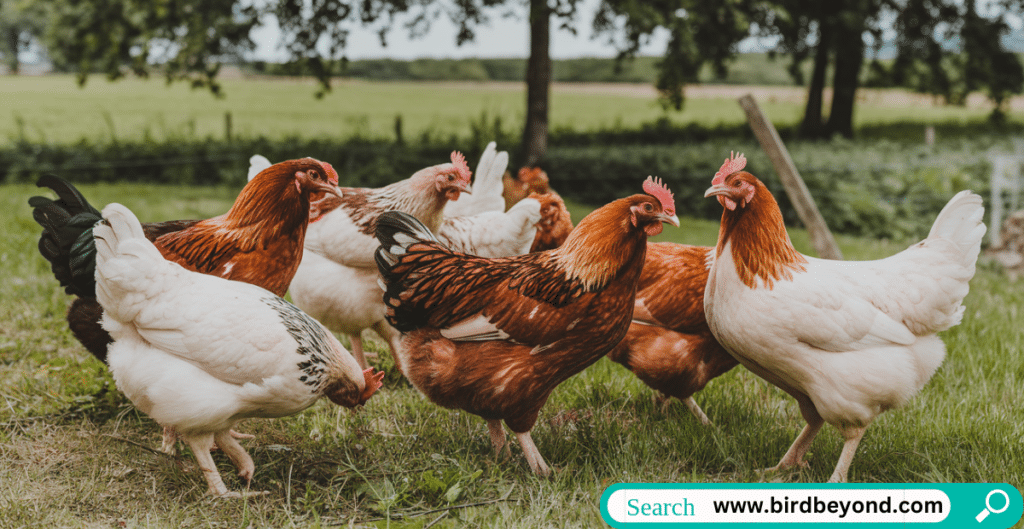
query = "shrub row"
(0, 131, 1002, 241)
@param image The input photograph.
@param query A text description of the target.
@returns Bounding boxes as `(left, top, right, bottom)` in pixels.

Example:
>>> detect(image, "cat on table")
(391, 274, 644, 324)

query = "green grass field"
(1, 182, 1020, 527)
(2, 75, 1013, 146)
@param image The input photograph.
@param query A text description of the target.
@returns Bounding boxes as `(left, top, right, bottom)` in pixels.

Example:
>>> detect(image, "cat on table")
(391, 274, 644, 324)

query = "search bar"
(600, 483, 1022, 528)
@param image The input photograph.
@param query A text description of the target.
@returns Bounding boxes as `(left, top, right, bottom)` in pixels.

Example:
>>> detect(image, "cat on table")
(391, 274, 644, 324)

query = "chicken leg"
(348, 333, 369, 370)
(515, 431, 551, 477)
(487, 420, 509, 459)
(763, 395, 823, 475)
(828, 426, 867, 483)
(184, 433, 232, 497)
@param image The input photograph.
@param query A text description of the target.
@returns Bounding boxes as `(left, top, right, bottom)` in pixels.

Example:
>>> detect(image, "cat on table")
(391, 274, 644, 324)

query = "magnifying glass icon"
(976, 489, 1010, 522)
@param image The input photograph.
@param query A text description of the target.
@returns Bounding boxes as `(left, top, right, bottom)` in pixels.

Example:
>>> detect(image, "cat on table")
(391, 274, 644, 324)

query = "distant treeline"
(245, 54, 806, 86)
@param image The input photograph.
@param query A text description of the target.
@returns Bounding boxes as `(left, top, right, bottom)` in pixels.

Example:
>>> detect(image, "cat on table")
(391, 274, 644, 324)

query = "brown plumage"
(606, 243, 738, 424)
(503, 166, 551, 210)
(31, 158, 341, 363)
(375, 180, 679, 475)
(529, 191, 574, 252)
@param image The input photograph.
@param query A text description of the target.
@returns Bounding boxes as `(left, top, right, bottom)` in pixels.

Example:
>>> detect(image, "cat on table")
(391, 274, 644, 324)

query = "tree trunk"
(5, 27, 19, 74)
(521, 0, 551, 168)
(800, 23, 831, 138)
(825, 18, 865, 138)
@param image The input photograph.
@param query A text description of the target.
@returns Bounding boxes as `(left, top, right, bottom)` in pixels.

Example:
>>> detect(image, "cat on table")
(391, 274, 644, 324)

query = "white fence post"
(989, 150, 1023, 247)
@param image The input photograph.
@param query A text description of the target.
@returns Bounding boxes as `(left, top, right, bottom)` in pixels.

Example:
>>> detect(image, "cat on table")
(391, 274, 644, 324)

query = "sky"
(250, 0, 678, 61)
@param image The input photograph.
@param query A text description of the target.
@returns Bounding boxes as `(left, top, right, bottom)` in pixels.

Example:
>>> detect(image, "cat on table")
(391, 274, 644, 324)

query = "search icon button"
(976, 489, 1010, 522)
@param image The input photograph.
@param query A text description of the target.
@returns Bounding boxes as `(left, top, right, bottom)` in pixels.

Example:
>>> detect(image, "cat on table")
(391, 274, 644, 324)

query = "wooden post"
(738, 94, 843, 260)
(224, 111, 232, 142)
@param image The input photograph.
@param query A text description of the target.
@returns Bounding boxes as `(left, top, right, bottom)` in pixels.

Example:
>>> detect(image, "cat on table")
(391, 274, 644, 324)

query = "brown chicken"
(374, 177, 679, 475)
(528, 191, 574, 252)
(606, 243, 738, 425)
(503, 166, 551, 210)
(30, 159, 341, 364)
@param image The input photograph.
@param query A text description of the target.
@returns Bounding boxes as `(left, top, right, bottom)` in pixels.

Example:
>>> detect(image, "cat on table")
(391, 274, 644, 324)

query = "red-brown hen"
(374, 177, 679, 475)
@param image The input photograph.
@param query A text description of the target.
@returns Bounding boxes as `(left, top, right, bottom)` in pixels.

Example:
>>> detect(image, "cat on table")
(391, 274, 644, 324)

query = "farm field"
(2, 75, 1017, 145)
(1, 182, 1021, 527)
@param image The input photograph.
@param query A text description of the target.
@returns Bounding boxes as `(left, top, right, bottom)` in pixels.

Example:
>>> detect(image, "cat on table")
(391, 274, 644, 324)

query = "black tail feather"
(29, 175, 102, 298)
(374, 211, 446, 332)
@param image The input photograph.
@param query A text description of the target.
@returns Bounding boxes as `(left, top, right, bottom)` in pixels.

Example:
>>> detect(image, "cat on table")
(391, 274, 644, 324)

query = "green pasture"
(1, 75, 1012, 146)
(0, 182, 1020, 527)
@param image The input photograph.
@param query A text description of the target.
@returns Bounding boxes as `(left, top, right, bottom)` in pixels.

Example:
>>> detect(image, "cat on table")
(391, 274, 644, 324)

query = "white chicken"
(438, 198, 542, 257)
(443, 141, 508, 217)
(702, 153, 986, 483)
(94, 203, 384, 497)
(438, 142, 543, 257)
(290, 152, 473, 369)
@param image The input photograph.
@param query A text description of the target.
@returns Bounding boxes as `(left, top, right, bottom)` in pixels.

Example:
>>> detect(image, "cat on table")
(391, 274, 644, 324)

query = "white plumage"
(704, 179, 985, 482)
(443, 141, 508, 217)
(94, 203, 375, 497)
(439, 197, 541, 257)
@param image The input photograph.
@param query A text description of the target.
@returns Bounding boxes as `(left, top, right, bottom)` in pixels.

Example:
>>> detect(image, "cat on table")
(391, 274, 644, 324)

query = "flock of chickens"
(28, 145, 985, 496)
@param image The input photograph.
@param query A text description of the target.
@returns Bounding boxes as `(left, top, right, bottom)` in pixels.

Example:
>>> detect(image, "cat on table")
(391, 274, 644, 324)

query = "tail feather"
(927, 190, 986, 265)
(374, 211, 448, 332)
(94, 204, 164, 324)
(29, 175, 103, 298)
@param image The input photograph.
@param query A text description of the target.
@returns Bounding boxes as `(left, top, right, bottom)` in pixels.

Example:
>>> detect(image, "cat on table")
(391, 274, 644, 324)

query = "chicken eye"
(643, 203, 653, 212)
(733, 181, 741, 187)
(447, 174, 454, 182)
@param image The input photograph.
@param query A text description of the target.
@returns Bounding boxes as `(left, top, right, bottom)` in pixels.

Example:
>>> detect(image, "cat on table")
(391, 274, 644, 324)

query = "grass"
(3, 75, 1016, 146)
(1, 182, 1022, 527)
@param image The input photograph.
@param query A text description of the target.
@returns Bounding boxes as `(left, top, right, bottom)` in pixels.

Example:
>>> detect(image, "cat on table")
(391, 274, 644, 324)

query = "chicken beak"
(661, 213, 680, 227)
(704, 184, 729, 198)
(319, 182, 343, 200)
(458, 182, 472, 195)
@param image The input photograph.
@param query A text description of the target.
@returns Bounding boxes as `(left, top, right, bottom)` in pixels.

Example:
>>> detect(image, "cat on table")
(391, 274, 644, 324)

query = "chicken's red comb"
(316, 159, 340, 185)
(450, 151, 473, 184)
(712, 151, 747, 186)
(643, 176, 675, 216)
(360, 367, 385, 403)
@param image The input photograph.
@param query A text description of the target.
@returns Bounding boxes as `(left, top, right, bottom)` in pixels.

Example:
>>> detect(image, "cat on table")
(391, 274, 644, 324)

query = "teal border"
(600, 483, 1023, 528)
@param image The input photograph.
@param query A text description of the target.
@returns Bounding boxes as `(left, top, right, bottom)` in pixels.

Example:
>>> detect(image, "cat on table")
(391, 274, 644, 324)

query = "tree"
(43, 0, 757, 166)
(594, 0, 757, 111)
(761, 0, 1024, 138)
(0, 0, 47, 74)
(881, 0, 1024, 121)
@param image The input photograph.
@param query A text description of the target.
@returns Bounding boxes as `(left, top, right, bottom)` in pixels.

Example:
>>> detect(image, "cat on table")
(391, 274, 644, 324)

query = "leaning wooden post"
(738, 94, 843, 260)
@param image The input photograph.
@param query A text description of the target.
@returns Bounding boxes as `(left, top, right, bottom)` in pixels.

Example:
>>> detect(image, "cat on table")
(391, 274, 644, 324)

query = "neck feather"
(716, 185, 807, 289)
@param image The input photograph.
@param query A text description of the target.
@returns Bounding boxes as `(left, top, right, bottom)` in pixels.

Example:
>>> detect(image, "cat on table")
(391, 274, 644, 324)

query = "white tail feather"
(248, 154, 272, 182)
(927, 190, 987, 265)
(94, 203, 168, 324)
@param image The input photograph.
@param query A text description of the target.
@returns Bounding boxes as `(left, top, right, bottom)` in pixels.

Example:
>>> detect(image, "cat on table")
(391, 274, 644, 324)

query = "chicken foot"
(828, 426, 867, 483)
(515, 431, 551, 477)
(184, 434, 232, 497)
(652, 392, 713, 426)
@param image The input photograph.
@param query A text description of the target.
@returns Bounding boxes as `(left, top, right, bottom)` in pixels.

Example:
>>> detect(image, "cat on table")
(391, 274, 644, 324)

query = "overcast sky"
(250, 0, 678, 61)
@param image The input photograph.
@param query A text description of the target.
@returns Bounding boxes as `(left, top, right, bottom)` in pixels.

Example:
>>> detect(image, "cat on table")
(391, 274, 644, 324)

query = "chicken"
(290, 152, 473, 369)
(444, 141, 508, 217)
(529, 191, 574, 252)
(374, 177, 680, 475)
(29, 159, 341, 364)
(606, 243, 738, 425)
(438, 197, 542, 258)
(503, 166, 551, 210)
(94, 203, 383, 497)
(437, 143, 547, 257)
(702, 152, 985, 482)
